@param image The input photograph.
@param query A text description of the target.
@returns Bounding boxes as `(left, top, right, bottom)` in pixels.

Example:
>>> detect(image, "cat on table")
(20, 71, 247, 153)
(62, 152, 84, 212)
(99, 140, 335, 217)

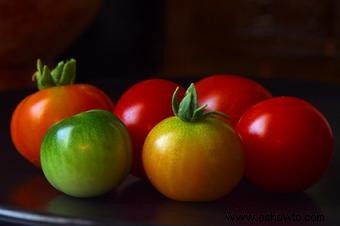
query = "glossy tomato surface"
(196, 74, 272, 125)
(114, 79, 185, 178)
(11, 84, 114, 167)
(143, 116, 244, 201)
(236, 97, 334, 192)
(41, 110, 132, 198)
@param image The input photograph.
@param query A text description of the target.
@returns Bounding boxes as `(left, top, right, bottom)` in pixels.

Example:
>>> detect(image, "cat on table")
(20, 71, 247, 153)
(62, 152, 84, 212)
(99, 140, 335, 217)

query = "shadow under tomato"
(46, 175, 155, 220)
(115, 177, 165, 202)
(7, 174, 323, 226)
(47, 194, 118, 220)
(132, 179, 323, 226)
(112, 177, 168, 223)
(114, 178, 237, 225)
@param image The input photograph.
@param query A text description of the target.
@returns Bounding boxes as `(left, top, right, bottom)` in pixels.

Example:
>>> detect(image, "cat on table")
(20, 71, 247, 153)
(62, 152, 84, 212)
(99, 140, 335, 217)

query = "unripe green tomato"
(41, 110, 132, 198)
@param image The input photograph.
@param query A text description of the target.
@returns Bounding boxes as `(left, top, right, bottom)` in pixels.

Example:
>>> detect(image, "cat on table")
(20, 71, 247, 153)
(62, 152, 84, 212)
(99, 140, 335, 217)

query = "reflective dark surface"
(0, 77, 339, 226)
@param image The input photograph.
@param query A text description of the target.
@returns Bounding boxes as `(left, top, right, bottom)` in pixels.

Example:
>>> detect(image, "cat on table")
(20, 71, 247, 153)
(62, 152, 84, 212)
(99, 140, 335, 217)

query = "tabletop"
(0, 76, 339, 226)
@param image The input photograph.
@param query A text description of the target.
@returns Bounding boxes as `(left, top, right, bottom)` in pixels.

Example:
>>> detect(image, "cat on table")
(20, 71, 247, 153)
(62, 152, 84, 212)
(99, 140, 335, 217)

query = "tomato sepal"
(35, 58, 76, 90)
(172, 83, 229, 122)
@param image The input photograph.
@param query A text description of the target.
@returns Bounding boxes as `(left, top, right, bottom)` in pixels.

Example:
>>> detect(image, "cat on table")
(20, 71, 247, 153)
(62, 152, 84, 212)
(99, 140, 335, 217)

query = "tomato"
(195, 74, 272, 125)
(114, 79, 185, 178)
(236, 97, 334, 192)
(11, 59, 114, 167)
(40, 110, 132, 198)
(143, 84, 244, 201)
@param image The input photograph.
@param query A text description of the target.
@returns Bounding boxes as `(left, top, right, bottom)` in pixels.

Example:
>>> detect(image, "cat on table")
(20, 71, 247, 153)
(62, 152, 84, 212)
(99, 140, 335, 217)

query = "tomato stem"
(172, 83, 229, 122)
(34, 59, 77, 90)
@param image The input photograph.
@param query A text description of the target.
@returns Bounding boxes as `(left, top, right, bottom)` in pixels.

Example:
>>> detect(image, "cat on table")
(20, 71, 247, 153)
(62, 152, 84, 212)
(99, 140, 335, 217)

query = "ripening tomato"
(196, 74, 272, 125)
(236, 97, 334, 192)
(114, 79, 185, 178)
(143, 84, 244, 201)
(11, 59, 114, 167)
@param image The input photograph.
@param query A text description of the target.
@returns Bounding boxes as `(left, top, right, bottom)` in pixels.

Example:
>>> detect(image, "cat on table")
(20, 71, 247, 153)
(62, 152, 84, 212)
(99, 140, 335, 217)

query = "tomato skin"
(11, 84, 114, 167)
(236, 97, 334, 192)
(114, 79, 185, 178)
(195, 74, 272, 125)
(143, 116, 244, 201)
(40, 110, 132, 198)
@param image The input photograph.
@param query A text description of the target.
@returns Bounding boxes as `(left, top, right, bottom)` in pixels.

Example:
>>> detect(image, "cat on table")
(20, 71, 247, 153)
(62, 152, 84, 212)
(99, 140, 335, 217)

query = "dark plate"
(0, 77, 339, 226)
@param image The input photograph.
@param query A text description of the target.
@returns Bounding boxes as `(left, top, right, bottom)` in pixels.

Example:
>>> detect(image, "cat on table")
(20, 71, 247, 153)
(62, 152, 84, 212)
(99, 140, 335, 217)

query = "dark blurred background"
(0, 0, 340, 90)
(62, 0, 340, 83)
(58, 0, 164, 81)
(162, 0, 340, 81)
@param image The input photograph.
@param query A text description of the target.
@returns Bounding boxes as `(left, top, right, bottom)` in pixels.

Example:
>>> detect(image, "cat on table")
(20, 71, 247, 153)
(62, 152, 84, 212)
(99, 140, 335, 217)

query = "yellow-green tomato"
(40, 110, 132, 198)
(143, 116, 244, 202)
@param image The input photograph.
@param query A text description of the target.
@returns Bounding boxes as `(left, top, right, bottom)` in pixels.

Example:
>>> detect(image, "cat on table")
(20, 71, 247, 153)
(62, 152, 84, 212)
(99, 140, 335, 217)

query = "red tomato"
(195, 74, 272, 125)
(114, 79, 185, 178)
(236, 97, 334, 192)
(11, 59, 114, 167)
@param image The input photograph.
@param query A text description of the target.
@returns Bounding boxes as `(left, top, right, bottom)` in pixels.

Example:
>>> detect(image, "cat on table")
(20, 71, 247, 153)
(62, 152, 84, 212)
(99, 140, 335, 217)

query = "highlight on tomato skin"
(195, 74, 272, 125)
(143, 84, 245, 202)
(114, 79, 186, 178)
(10, 59, 114, 168)
(236, 96, 334, 192)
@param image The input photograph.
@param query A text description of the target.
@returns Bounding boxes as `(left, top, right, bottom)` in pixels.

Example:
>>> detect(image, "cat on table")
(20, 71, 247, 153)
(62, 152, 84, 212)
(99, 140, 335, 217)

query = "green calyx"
(34, 58, 77, 90)
(172, 83, 228, 122)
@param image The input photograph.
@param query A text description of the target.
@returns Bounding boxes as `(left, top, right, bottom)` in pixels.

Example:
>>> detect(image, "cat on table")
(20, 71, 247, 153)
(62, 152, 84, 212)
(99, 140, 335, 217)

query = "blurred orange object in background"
(0, 0, 102, 90)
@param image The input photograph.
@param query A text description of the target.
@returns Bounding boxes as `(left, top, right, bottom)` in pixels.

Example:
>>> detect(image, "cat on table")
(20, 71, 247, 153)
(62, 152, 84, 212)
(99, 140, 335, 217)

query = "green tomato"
(40, 110, 132, 198)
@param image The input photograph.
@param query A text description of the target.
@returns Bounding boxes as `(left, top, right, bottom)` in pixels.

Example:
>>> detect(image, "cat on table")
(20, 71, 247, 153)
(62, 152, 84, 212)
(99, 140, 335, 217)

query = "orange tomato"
(143, 84, 244, 201)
